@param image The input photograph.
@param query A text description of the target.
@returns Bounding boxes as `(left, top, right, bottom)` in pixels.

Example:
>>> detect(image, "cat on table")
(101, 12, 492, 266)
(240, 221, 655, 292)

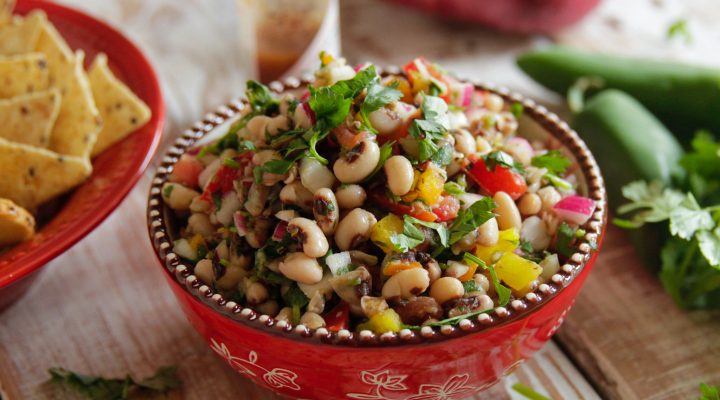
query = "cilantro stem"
(511, 383, 553, 400)
(678, 240, 698, 281)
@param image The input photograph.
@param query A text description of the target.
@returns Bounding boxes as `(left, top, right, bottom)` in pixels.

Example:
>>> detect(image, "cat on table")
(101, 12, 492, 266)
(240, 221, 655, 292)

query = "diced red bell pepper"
(466, 159, 527, 200)
(323, 302, 350, 332)
(171, 156, 204, 188)
(201, 165, 239, 201)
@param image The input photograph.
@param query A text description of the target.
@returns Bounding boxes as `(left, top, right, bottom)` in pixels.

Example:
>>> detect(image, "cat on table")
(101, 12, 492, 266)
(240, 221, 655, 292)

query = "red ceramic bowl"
(148, 72, 606, 399)
(386, 0, 600, 34)
(0, 0, 164, 311)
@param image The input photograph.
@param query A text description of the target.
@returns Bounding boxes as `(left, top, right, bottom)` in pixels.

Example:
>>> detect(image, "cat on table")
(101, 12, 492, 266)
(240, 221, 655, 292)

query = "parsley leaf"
(448, 198, 497, 245)
(406, 215, 449, 247)
(669, 194, 715, 239)
(408, 94, 450, 162)
(359, 81, 402, 132)
(531, 150, 571, 175)
(49, 366, 180, 400)
(308, 86, 353, 130)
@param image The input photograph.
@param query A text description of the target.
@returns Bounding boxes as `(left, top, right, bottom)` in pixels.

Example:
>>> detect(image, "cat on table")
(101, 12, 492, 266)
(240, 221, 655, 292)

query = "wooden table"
(1, 0, 719, 399)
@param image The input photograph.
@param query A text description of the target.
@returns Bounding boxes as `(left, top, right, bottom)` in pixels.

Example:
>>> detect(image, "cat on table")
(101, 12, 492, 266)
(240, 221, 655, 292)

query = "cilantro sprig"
(358, 81, 402, 133)
(49, 366, 180, 400)
(448, 198, 497, 245)
(390, 214, 449, 253)
(408, 94, 451, 162)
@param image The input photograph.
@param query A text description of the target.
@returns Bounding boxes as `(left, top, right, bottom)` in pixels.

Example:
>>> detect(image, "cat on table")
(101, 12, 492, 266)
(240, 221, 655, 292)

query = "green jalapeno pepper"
(517, 46, 720, 140)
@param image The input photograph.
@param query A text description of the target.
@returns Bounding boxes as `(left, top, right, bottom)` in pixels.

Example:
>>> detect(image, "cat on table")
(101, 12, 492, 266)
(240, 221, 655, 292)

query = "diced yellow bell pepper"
(417, 165, 445, 206)
(371, 214, 404, 253)
(474, 228, 519, 264)
(189, 234, 205, 252)
(358, 308, 403, 333)
(494, 252, 542, 291)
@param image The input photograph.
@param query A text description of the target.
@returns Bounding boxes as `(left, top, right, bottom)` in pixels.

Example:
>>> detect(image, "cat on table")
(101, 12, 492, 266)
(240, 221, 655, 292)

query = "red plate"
(0, 0, 164, 310)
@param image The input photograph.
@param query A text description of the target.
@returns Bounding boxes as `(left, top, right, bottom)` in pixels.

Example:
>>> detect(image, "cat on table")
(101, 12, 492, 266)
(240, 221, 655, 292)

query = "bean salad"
(163, 54, 596, 334)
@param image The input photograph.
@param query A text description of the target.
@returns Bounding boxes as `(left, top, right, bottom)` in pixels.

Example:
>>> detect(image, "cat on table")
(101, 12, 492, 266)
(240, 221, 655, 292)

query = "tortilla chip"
(89, 53, 151, 156)
(0, 0, 14, 27)
(0, 52, 49, 98)
(0, 197, 35, 246)
(0, 137, 92, 210)
(0, 10, 45, 55)
(35, 18, 73, 87)
(0, 89, 60, 147)
(48, 50, 102, 157)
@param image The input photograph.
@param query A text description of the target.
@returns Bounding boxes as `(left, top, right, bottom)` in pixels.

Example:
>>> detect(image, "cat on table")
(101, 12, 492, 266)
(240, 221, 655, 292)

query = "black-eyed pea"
(278, 252, 323, 284)
(194, 259, 214, 285)
(257, 300, 279, 316)
(216, 264, 245, 290)
(333, 139, 380, 183)
(476, 218, 499, 247)
(307, 291, 326, 314)
(313, 188, 339, 235)
(473, 273, 490, 294)
(266, 115, 289, 136)
(287, 217, 329, 258)
(453, 129, 476, 156)
(300, 312, 326, 329)
(384, 155, 414, 196)
(520, 216, 551, 251)
(188, 213, 214, 237)
(245, 115, 271, 143)
(423, 259, 442, 284)
(474, 293, 494, 311)
(519, 193, 542, 216)
(381, 268, 430, 300)
(279, 181, 314, 211)
(537, 186, 562, 211)
(493, 191, 522, 230)
(162, 182, 199, 211)
(245, 281, 269, 304)
(429, 277, 464, 306)
(444, 261, 470, 279)
(334, 208, 377, 251)
(484, 93, 504, 112)
(335, 184, 366, 209)
(368, 105, 403, 135)
(300, 157, 336, 193)
(275, 307, 293, 322)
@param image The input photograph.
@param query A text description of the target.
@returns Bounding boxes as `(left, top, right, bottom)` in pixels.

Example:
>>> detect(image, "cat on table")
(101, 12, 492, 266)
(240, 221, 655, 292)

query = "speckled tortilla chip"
(0, 10, 45, 55)
(48, 50, 102, 157)
(0, 89, 60, 147)
(0, 137, 92, 210)
(0, 0, 14, 27)
(89, 53, 151, 156)
(35, 18, 73, 87)
(0, 197, 35, 246)
(0, 52, 49, 98)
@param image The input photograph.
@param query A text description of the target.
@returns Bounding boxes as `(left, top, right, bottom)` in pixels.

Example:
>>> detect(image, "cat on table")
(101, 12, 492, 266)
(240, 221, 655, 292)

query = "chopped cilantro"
(484, 150, 525, 174)
(510, 102, 524, 118)
(162, 184, 173, 199)
(556, 222, 577, 257)
(211, 191, 223, 210)
(443, 181, 465, 196)
(531, 150, 571, 175)
(448, 198, 497, 245)
(408, 94, 450, 162)
(222, 157, 241, 169)
(359, 81, 402, 132)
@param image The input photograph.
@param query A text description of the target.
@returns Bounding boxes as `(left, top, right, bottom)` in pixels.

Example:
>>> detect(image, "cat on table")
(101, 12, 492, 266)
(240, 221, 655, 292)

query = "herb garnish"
(49, 366, 180, 400)
(408, 94, 451, 162)
(358, 81, 402, 133)
(484, 150, 525, 174)
(463, 252, 511, 306)
(448, 198, 497, 245)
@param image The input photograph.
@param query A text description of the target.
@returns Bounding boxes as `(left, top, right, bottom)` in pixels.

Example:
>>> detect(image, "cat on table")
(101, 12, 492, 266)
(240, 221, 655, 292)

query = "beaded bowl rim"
(147, 66, 607, 347)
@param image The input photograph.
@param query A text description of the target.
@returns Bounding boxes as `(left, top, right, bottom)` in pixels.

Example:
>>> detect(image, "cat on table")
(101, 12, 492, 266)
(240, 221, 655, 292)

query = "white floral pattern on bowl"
(347, 370, 479, 400)
(210, 338, 301, 391)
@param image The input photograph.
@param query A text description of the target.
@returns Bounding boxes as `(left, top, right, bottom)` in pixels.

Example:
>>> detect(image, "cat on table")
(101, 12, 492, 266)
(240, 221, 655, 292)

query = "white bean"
(368, 104, 403, 135)
(519, 193, 542, 216)
(335, 184, 366, 209)
(476, 218, 499, 247)
(245, 281, 269, 304)
(245, 115, 272, 144)
(162, 183, 199, 211)
(493, 191, 522, 230)
(333, 139, 380, 183)
(453, 129, 476, 156)
(266, 115, 289, 136)
(520, 216, 551, 251)
(334, 208, 377, 251)
(445, 261, 470, 279)
(279, 181, 314, 211)
(194, 259, 214, 285)
(188, 213, 214, 238)
(384, 155, 414, 196)
(300, 157, 336, 193)
(300, 312, 326, 329)
(537, 186, 562, 211)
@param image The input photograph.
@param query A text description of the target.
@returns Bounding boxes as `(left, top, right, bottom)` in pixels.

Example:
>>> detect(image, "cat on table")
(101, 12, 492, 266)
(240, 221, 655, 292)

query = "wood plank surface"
(1, 0, 718, 399)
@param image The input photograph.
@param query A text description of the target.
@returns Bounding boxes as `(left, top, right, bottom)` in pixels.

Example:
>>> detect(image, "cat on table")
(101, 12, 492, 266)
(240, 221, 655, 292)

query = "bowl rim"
(0, 0, 165, 289)
(147, 67, 607, 347)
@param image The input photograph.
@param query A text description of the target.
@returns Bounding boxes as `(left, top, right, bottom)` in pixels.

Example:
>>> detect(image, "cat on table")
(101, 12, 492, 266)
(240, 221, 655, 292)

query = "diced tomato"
(467, 159, 527, 200)
(323, 302, 350, 332)
(200, 165, 239, 201)
(368, 189, 437, 222)
(333, 125, 368, 149)
(170, 156, 203, 188)
(403, 57, 450, 101)
(432, 195, 460, 222)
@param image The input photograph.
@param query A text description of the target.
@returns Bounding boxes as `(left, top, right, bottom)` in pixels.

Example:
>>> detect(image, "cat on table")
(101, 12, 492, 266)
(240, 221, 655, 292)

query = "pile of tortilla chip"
(0, 0, 151, 246)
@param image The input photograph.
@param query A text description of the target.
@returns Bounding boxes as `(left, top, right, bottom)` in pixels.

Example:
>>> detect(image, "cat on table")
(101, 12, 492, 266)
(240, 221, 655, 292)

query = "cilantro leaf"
(484, 150, 525, 174)
(246, 80, 278, 113)
(431, 142, 454, 166)
(49, 366, 180, 400)
(390, 218, 426, 253)
(669, 194, 715, 240)
(406, 215, 449, 247)
(448, 198, 497, 245)
(421, 95, 450, 129)
(329, 65, 377, 99)
(443, 181, 465, 196)
(408, 95, 450, 162)
(308, 86, 353, 129)
(556, 222, 577, 257)
(510, 102, 524, 119)
(359, 81, 402, 132)
(697, 228, 720, 268)
(531, 150, 571, 175)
